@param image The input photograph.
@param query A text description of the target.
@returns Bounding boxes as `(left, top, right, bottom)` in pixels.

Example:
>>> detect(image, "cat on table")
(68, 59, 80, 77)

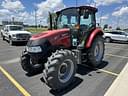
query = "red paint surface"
(30, 28, 70, 40)
(30, 28, 71, 48)
(86, 28, 103, 48)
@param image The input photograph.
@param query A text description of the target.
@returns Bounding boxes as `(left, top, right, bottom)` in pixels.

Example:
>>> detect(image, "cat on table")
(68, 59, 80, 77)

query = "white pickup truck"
(1, 25, 31, 45)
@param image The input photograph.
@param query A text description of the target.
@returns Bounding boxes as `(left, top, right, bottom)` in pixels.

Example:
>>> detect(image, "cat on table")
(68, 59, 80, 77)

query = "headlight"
(26, 46, 42, 53)
(12, 34, 16, 37)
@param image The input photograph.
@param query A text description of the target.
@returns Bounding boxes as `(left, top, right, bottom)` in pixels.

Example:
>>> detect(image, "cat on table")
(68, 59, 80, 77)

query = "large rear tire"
(21, 50, 43, 74)
(87, 36, 104, 67)
(43, 49, 77, 90)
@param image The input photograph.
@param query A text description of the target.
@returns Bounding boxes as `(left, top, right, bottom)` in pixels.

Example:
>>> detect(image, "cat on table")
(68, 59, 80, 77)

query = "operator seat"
(80, 24, 88, 32)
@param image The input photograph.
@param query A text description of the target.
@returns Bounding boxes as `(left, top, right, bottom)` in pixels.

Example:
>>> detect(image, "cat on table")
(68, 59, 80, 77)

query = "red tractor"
(21, 6, 104, 90)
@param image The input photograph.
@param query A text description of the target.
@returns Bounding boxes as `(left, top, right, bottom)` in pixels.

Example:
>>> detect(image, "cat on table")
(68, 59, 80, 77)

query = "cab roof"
(56, 6, 98, 15)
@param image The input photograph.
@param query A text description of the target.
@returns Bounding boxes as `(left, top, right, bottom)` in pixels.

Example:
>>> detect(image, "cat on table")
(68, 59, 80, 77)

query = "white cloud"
(0, 0, 33, 25)
(36, 0, 65, 17)
(96, 14, 109, 23)
(100, 15, 109, 20)
(112, 6, 128, 16)
(1, 0, 24, 11)
(0, 9, 11, 16)
(93, 0, 124, 6)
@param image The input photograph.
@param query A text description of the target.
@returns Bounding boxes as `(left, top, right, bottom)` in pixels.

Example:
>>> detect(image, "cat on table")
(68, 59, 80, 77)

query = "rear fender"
(85, 28, 103, 48)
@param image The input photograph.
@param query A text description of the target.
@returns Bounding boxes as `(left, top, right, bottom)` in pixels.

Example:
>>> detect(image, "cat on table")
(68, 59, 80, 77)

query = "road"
(0, 37, 128, 96)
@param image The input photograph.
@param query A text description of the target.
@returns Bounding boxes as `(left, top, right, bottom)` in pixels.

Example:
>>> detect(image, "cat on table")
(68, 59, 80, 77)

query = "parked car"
(1, 25, 32, 45)
(103, 30, 128, 43)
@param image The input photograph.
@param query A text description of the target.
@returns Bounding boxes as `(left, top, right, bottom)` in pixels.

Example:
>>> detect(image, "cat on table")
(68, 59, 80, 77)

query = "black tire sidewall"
(9, 37, 13, 45)
(88, 36, 104, 67)
(50, 56, 76, 88)
(105, 37, 111, 43)
(1, 33, 5, 40)
(21, 51, 43, 74)
(44, 50, 77, 90)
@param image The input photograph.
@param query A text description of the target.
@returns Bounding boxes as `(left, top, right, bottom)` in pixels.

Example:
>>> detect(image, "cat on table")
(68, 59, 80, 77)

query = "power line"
(34, 9, 37, 32)
(76, 0, 78, 7)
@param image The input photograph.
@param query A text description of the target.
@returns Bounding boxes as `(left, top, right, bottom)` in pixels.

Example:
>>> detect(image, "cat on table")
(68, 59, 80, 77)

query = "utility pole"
(12, 17, 15, 25)
(76, 0, 78, 7)
(99, 11, 103, 27)
(116, 16, 120, 28)
(94, 1, 97, 7)
(35, 9, 37, 32)
(40, 20, 42, 28)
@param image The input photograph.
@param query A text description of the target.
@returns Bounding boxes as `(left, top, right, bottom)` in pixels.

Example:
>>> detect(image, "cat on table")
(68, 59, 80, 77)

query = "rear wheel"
(21, 50, 43, 74)
(105, 37, 111, 43)
(87, 36, 104, 67)
(43, 49, 77, 90)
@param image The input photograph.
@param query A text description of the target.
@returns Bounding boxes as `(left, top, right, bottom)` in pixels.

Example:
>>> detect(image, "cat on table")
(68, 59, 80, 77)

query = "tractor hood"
(30, 28, 70, 41)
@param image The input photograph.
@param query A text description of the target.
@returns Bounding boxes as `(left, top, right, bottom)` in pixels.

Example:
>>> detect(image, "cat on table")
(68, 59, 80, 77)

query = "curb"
(104, 62, 128, 96)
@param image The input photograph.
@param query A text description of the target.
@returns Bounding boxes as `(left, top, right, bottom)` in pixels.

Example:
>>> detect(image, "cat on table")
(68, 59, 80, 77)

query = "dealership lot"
(0, 38, 128, 96)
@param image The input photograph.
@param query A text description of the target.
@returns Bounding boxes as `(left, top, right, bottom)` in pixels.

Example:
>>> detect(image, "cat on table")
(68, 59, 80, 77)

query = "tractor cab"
(49, 6, 98, 47)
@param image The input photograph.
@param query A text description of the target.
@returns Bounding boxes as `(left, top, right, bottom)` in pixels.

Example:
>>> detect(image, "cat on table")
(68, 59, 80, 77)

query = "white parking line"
(1, 58, 20, 64)
(106, 47, 128, 51)
(96, 68, 118, 76)
(84, 65, 118, 77)
(105, 54, 128, 59)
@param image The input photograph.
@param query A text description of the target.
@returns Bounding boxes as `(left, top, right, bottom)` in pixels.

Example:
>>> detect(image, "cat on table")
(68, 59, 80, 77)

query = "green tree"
(116, 27, 121, 30)
(103, 24, 108, 30)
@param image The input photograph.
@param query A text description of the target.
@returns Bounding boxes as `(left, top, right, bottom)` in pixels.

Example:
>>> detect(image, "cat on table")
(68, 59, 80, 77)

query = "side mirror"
(5, 29, 8, 32)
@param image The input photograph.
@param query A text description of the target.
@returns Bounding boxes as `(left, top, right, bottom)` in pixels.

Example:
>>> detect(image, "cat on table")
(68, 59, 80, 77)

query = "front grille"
(16, 34, 30, 39)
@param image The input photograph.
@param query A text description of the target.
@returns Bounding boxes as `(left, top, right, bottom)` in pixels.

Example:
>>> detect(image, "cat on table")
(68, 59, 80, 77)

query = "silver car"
(103, 31, 128, 43)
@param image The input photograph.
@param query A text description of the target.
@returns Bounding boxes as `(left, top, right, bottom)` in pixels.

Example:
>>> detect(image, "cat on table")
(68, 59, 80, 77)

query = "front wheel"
(87, 36, 105, 67)
(1, 33, 5, 40)
(105, 37, 111, 43)
(9, 37, 14, 45)
(20, 50, 43, 74)
(43, 49, 77, 90)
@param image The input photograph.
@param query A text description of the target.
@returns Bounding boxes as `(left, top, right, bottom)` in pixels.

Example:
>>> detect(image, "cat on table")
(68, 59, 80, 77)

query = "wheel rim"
(30, 58, 41, 68)
(94, 41, 104, 62)
(9, 38, 12, 45)
(106, 38, 110, 42)
(58, 59, 74, 83)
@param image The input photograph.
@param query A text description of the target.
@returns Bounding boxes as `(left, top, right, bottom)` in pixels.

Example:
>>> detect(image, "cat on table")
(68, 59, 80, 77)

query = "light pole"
(40, 20, 42, 28)
(76, 0, 78, 7)
(99, 11, 103, 27)
(35, 9, 37, 32)
(116, 16, 120, 28)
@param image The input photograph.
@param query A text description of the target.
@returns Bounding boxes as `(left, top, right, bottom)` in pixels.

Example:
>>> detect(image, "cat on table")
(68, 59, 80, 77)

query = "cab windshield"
(57, 8, 94, 30)
(57, 8, 79, 29)
(9, 26, 24, 31)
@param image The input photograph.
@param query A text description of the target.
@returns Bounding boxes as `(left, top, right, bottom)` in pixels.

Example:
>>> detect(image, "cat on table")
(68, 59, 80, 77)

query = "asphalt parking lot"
(0, 37, 128, 96)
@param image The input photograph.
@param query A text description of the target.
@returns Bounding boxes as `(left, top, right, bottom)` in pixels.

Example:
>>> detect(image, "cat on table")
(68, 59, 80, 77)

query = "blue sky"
(0, 0, 128, 29)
